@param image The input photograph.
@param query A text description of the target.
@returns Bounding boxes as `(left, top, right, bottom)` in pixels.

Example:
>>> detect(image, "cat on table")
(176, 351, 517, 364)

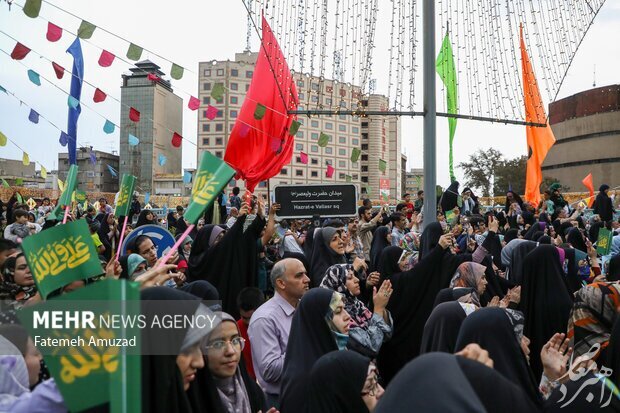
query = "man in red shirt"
(236, 287, 266, 380)
(403, 193, 414, 221)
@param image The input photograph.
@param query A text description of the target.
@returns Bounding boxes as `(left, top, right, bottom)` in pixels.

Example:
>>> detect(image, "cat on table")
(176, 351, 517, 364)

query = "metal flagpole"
(422, 0, 437, 229)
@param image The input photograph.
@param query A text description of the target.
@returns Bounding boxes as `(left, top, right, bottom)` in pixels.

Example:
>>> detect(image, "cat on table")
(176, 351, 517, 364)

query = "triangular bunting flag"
(378, 159, 387, 172)
(40, 166, 47, 178)
(126, 43, 143, 61)
(318, 132, 330, 147)
(289, 120, 301, 136)
(23, 0, 42, 18)
(300, 152, 308, 164)
(22, 152, 30, 166)
(170, 63, 184, 80)
(211, 83, 225, 100)
(183, 171, 192, 184)
(15, 178, 23, 186)
(93, 88, 107, 103)
(188, 96, 200, 111)
(98, 50, 115, 67)
(107, 164, 117, 177)
(147, 73, 159, 82)
(1, 179, 9, 188)
(27, 69, 41, 86)
(254, 103, 267, 120)
(46, 22, 62, 42)
(128, 134, 139, 146)
(158, 154, 167, 166)
(326, 164, 335, 178)
(52, 61, 65, 79)
(77, 20, 96, 39)
(205, 105, 218, 120)
(11, 42, 30, 60)
(345, 175, 352, 183)
(103, 120, 115, 134)
(67, 95, 79, 109)
(129, 107, 140, 122)
(57, 178, 64, 191)
(171, 132, 182, 148)
(89, 152, 96, 165)
(0, 85, 5, 93)
(350, 148, 361, 163)
(28, 109, 39, 124)
(59, 131, 69, 146)
(0, 132, 6, 146)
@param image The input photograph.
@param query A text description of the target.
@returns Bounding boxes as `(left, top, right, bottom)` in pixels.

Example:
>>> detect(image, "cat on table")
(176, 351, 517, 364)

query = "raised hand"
(372, 280, 393, 312)
(541, 333, 573, 382)
(456, 343, 494, 368)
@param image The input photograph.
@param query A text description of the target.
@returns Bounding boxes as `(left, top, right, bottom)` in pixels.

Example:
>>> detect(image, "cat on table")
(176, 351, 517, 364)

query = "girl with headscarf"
(307, 350, 383, 413)
(440, 181, 460, 213)
(118, 253, 147, 280)
(505, 191, 524, 214)
(594, 184, 615, 223)
(309, 228, 347, 287)
(320, 264, 393, 357)
(448, 261, 488, 306)
(176, 234, 193, 264)
(500, 239, 537, 283)
(279, 288, 350, 413)
(135, 209, 158, 228)
(461, 187, 480, 216)
(96, 213, 119, 261)
(420, 301, 475, 354)
(369, 226, 391, 272)
(0, 254, 37, 310)
(197, 312, 269, 413)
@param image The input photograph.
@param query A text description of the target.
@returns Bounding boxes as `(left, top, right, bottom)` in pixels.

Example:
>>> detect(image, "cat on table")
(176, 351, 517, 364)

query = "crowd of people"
(0, 181, 618, 412)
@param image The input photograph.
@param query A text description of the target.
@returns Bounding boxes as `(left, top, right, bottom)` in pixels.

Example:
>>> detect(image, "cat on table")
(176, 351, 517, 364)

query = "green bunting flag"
(23, 0, 42, 18)
(20, 219, 102, 298)
(254, 103, 266, 120)
(436, 31, 458, 182)
(289, 120, 301, 136)
(1, 179, 9, 188)
(184, 151, 236, 224)
(114, 174, 136, 217)
(17, 279, 142, 413)
(211, 83, 225, 100)
(16, 193, 23, 203)
(170, 63, 184, 80)
(77, 20, 96, 39)
(345, 175, 352, 183)
(0, 131, 6, 146)
(48, 165, 78, 220)
(126, 43, 143, 61)
(75, 190, 87, 203)
(378, 159, 387, 172)
(15, 178, 23, 186)
(350, 147, 361, 163)
(596, 227, 613, 255)
(318, 132, 330, 147)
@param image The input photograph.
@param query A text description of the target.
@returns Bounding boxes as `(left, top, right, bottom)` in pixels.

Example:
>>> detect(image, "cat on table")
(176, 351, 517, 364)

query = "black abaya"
(420, 301, 468, 354)
(593, 185, 614, 222)
(566, 227, 588, 252)
(309, 228, 346, 286)
(376, 246, 403, 282)
(440, 181, 460, 213)
(369, 226, 391, 272)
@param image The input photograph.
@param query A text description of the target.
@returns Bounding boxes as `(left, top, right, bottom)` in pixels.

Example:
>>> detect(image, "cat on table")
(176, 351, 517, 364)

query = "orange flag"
(520, 25, 556, 207)
(581, 173, 595, 207)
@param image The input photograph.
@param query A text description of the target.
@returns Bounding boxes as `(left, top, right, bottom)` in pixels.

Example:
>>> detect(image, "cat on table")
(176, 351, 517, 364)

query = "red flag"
(51, 62, 65, 79)
(581, 173, 595, 207)
(326, 165, 335, 178)
(98, 50, 115, 67)
(93, 88, 107, 103)
(171, 132, 182, 148)
(46, 22, 62, 42)
(205, 105, 218, 120)
(147, 73, 159, 82)
(224, 16, 299, 192)
(129, 107, 140, 122)
(10, 42, 30, 60)
(187, 96, 200, 110)
(521, 25, 555, 207)
(300, 151, 308, 164)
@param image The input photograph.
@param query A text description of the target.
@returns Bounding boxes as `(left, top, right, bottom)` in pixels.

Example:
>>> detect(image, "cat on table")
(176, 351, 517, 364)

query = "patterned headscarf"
(320, 264, 373, 329)
(504, 308, 525, 343)
(400, 232, 420, 268)
(449, 262, 487, 306)
(567, 282, 620, 360)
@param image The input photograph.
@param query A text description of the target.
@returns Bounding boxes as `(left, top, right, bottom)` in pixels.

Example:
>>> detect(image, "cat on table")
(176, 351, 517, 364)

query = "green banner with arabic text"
(114, 174, 136, 217)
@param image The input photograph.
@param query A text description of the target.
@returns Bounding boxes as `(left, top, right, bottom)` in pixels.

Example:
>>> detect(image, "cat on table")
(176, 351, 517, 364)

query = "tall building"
(120, 61, 183, 194)
(197, 52, 403, 202)
(405, 168, 425, 197)
(543, 84, 620, 190)
(0, 157, 43, 187)
(58, 148, 119, 193)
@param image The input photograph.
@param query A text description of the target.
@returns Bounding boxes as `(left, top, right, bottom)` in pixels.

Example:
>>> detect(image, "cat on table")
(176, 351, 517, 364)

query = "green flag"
(436, 32, 458, 182)
(378, 159, 386, 172)
(1, 179, 9, 188)
(596, 227, 613, 255)
(49, 165, 78, 220)
(184, 151, 236, 224)
(75, 190, 87, 203)
(126, 43, 143, 61)
(318, 132, 330, 147)
(21, 219, 102, 298)
(114, 174, 136, 216)
(77, 20, 96, 39)
(350, 148, 361, 163)
(211, 83, 225, 100)
(170, 63, 184, 80)
(289, 120, 301, 136)
(15, 178, 23, 186)
(23, 0, 42, 18)
(254, 103, 266, 120)
(16, 193, 23, 203)
(17, 279, 141, 413)
(345, 175, 352, 183)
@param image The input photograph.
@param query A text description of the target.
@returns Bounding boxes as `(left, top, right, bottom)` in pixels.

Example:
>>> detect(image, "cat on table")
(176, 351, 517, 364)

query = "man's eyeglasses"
(204, 337, 245, 353)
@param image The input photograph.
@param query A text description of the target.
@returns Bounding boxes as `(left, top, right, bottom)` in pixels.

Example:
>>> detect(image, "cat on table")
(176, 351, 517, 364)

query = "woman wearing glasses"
(198, 312, 276, 413)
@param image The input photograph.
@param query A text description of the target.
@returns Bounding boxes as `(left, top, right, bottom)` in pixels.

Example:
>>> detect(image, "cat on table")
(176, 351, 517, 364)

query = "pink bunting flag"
(147, 73, 159, 82)
(93, 88, 107, 103)
(300, 151, 308, 164)
(187, 96, 200, 111)
(205, 105, 218, 120)
(46, 22, 62, 42)
(98, 50, 115, 67)
(129, 107, 140, 122)
(326, 165, 335, 178)
(10, 42, 30, 60)
(51, 62, 65, 79)
(171, 132, 182, 148)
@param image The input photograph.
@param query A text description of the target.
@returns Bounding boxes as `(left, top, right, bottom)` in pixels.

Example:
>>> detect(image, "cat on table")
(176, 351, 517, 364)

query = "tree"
(494, 155, 527, 196)
(458, 148, 504, 197)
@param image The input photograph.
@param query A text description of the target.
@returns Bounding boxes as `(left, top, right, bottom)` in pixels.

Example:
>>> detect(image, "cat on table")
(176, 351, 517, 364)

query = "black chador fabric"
(302, 226, 316, 258)
(376, 246, 403, 282)
(482, 230, 504, 270)
(455, 307, 542, 407)
(279, 288, 338, 413)
(433, 287, 475, 308)
(589, 221, 606, 244)
(607, 317, 620, 388)
(609, 254, 620, 282)
(419, 221, 444, 260)
(562, 247, 583, 294)
(523, 224, 542, 241)
(566, 227, 587, 253)
(377, 224, 466, 385)
(307, 350, 371, 413)
(501, 239, 537, 284)
(187, 214, 265, 318)
(369, 226, 391, 272)
(140, 287, 203, 413)
(504, 228, 519, 244)
(135, 209, 157, 228)
(440, 181, 460, 213)
(309, 228, 346, 287)
(420, 301, 468, 354)
(480, 254, 511, 302)
(520, 245, 573, 380)
(594, 184, 614, 223)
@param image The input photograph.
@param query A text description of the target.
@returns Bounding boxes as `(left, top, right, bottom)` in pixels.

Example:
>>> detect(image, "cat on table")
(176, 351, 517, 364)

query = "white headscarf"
(0, 335, 29, 412)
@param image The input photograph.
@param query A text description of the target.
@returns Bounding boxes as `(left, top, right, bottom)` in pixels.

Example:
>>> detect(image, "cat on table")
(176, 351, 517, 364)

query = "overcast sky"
(1, 0, 619, 187)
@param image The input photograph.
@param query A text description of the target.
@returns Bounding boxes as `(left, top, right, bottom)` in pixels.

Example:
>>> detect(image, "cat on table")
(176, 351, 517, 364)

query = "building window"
(325, 122, 333, 130)
(311, 170, 318, 177)
(339, 136, 346, 144)
(361, 122, 368, 128)
(338, 125, 347, 132)
(361, 154, 368, 161)
(202, 138, 210, 145)
(311, 132, 319, 140)
(246, 84, 250, 91)
(295, 143, 303, 150)
(215, 124, 223, 132)
(296, 131, 304, 138)
(230, 83, 238, 91)
(216, 137, 223, 145)
(325, 147, 333, 154)
(326, 98, 333, 105)
(326, 159, 332, 165)
(352, 126, 359, 133)
(203, 82, 211, 90)
(311, 83, 319, 91)
(231, 96, 238, 104)
(295, 169, 303, 176)
(339, 173, 345, 179)
(258, 181, 267, 188)
(338, 148, 346, 156)
(311, 158, 318, 165)
(361, 165, 368, 172)
(362, 176, 368, 183)
(216, 110, 223, 118)
(311, 145, 318, 152)
(296, 156, 302, 163)
(297, 80, 304, 87)
(311, 120, 319, 128)
(362, 133, 368, 140)
(231, 69, 239, 77)
(215, 151, 223, 158)
(311, 96, 319, 102)
(203, 97, 210, 104)
(339, 114, 346, 120)
(299, 93, 305, 100)
(281, 168, 288, 175)
(216, 69, 224, 76)
(352, 174, 358, 179)
(202, 124, 210, 132)
(338, 160, 346, 168)
(362, 144, 368, 150)
(246, 70, 253, 78)
(204, 69, 211, 76)
(216, 97, 224, 104)
(352, 138, 359, 145)
(230, 110, 238, 118)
